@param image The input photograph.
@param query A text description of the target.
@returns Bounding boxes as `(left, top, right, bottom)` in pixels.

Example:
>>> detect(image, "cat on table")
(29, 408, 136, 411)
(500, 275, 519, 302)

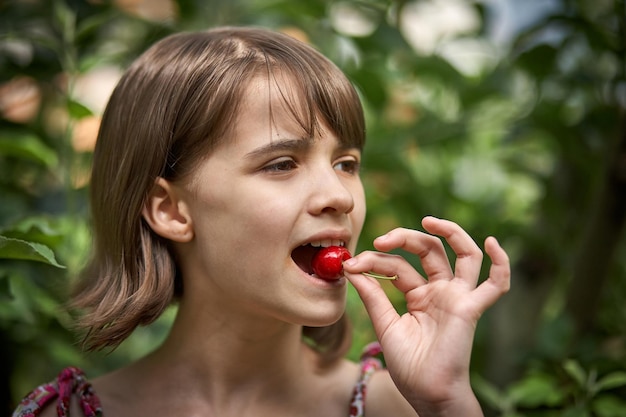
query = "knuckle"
(499, 275, 512, 294)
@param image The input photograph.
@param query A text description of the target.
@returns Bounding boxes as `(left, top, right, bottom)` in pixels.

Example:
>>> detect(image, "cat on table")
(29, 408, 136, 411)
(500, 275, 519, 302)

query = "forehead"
(234, 72, 316, 143)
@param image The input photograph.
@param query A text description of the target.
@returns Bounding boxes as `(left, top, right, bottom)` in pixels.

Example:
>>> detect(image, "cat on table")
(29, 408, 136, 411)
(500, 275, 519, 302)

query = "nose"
(307, 166, 355, 215)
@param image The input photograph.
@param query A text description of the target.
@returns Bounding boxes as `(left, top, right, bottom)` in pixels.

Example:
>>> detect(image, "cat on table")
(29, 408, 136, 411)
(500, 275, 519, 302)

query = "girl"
(13, 26, 510, 417)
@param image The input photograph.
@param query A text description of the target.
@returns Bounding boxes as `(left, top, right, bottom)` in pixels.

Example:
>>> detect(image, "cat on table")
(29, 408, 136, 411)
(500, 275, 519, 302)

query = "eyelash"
(334, 159, 360, 175)
(261, 157, 361, 174)
(262, 158, 298, 173)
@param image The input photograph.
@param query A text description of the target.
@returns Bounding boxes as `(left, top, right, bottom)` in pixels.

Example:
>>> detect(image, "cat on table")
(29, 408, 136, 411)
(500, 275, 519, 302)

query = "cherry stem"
(362, 271, 398, 280)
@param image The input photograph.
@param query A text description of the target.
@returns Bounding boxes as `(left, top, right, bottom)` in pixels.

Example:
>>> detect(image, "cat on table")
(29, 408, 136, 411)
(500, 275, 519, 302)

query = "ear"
(142, 177, 194, 243)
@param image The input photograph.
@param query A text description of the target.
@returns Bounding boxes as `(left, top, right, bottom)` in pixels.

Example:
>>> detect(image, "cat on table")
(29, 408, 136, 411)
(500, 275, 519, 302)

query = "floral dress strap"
(348, 342, 384, 417)
(12, 367, 103, 417)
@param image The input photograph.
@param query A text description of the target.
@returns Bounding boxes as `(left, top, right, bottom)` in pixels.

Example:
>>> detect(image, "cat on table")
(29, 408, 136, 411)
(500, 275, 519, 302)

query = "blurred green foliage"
(1, 0, 625, 415)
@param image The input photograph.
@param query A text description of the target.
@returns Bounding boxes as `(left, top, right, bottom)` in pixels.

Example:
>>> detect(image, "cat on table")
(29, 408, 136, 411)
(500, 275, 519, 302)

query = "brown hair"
(72, 27, 365, 362)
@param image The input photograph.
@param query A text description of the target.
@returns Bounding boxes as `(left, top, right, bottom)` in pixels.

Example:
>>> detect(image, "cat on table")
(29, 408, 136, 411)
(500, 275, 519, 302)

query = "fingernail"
(343, 258, 357, 267)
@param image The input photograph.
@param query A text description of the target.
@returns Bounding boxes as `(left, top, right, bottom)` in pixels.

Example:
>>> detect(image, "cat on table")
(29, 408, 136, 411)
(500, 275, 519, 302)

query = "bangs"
(248, 31, 365, 150)
(125, 27, 367, 184)
(264, 64, 365, 150)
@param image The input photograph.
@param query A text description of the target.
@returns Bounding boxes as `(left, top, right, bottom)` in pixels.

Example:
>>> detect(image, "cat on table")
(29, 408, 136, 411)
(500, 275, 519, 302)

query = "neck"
(144, 297, 317, 402)
(93, 297, 355, 417)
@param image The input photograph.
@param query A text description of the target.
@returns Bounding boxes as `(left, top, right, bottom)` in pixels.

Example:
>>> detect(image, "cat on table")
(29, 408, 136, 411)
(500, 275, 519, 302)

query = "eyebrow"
(244, 138, 313, 160)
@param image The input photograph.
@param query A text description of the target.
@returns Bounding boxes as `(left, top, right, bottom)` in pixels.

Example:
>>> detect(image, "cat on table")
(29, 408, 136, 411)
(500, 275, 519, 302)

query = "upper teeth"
(309, 240, 345, 248)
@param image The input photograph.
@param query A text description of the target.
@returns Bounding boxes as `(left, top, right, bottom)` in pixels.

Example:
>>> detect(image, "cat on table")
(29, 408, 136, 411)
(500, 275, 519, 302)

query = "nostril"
(317, 187, 355, 215)
(321, 198, 354, 214)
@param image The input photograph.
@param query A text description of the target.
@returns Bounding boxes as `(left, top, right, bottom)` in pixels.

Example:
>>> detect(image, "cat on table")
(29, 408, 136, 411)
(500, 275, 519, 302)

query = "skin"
(343, 218, 511, 416)
(39, 74, 510, 417)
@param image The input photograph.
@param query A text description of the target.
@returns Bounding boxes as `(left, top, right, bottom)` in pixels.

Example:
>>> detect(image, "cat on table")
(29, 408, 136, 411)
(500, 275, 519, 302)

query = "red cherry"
(311, 246, 352, 280)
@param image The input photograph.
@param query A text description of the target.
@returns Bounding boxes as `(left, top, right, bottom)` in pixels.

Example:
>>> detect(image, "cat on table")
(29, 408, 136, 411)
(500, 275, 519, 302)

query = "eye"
(262, 158, 298, 173)
(333, 158, 360, 175)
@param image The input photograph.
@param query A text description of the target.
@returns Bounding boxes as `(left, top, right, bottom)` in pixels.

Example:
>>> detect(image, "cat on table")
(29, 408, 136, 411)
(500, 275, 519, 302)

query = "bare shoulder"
(365, 369, 418, 417)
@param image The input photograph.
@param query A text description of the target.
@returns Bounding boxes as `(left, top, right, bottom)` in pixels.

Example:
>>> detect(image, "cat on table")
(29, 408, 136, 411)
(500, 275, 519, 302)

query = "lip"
(294, 228, 352, 249)
(297, 264, 348, 288)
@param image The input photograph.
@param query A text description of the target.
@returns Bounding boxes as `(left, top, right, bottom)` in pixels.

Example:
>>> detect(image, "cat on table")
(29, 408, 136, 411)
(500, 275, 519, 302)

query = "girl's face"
(175, 76, 366, 327)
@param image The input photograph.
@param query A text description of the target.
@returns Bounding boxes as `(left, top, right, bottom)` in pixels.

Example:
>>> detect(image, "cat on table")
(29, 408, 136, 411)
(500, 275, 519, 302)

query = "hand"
(343, 216, 510, 416)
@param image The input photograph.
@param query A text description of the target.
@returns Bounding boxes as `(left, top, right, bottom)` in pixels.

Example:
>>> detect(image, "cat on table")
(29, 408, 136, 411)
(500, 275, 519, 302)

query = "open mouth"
(291, 245, 318, 275)
(291, 241, 346, 276)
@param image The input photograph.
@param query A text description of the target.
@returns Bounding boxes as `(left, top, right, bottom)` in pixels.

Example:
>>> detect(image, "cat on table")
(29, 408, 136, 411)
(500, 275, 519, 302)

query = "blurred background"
(1, 0, 624, 415)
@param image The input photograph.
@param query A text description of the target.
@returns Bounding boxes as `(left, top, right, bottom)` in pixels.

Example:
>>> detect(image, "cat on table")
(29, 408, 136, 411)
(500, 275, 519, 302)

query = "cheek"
(349, 183, 367, 251)
(241, 185, 301, 225)
(194, 182, 299, 241)
(187, 199, 289, 280)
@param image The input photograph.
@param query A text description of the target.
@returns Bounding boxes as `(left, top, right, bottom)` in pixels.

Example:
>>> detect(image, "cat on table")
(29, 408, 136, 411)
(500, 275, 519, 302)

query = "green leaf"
(564, 359, 588, 388)
(52, 0, 76, 38)
(507, 373, 565, 408)
(0, 235, 65, 268)
(0, 133, 58, 168)
(75, 10, 118, 41)
(67, 99, 93, 120)
(595, 372, 626, 392)
(0, 216, 64, 248)
(592, 394, 626, 417)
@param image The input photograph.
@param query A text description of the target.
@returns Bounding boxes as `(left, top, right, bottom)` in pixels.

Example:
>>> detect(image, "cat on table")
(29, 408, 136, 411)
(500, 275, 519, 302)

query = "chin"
(299, 304, 346, 327)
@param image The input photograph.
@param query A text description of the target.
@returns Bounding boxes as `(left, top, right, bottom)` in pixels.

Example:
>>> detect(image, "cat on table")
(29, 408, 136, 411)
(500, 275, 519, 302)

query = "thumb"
(345, 268, 399, 340)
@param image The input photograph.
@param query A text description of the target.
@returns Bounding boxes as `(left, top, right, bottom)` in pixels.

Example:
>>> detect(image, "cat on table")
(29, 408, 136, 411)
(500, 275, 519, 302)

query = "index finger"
(373, 226, 454, 282)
